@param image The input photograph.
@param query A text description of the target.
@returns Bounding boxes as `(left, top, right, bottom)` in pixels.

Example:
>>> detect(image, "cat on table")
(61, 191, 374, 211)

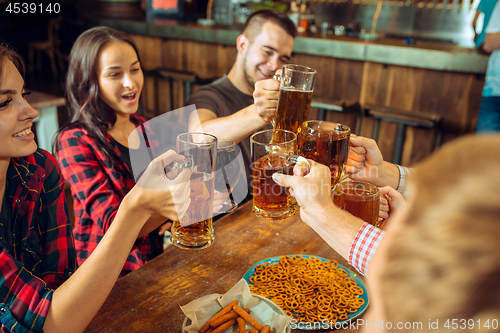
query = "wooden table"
(84, 201, 365, 333)
(25, 91, 65, 152)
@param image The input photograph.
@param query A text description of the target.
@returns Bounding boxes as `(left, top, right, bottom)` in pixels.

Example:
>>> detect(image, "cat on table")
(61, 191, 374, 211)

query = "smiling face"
(241, 21, 294, 91)
(0, 59, 38, 162)
(97, 41, 144, 116)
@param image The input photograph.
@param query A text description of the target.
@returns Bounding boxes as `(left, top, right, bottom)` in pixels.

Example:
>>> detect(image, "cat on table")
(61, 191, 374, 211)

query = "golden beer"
(274, 88, 313, 134)
(298, 121, 351, 187)
(251, 154, 298, 220)
(170, 172, 214, 249)
(333, 181, 380, 227)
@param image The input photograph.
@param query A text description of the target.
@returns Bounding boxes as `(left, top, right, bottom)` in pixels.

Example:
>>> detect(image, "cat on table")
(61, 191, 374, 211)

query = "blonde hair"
(381, 134, 500, 331)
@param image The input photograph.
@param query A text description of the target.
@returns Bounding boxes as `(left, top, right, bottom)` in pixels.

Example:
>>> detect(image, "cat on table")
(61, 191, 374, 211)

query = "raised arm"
(44, 150, 190, 333)
(482, 0, 500, 53)
(188, 106, 268, 144)
(188, 78, 279, 144)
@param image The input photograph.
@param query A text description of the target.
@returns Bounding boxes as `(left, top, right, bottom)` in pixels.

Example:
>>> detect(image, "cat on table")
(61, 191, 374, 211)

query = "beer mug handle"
(165, 157, 193, 180)
(271, 73, 283, 128)
(287, 155, 311, 176)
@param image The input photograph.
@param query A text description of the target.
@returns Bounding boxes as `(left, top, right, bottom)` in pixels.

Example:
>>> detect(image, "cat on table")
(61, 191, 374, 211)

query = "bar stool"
(364, 105, 442, 165)
(141, 67, 219, 117)
(311, 97, 362, 135)
(28, 17, 65, 76)
(142, 68, 198, 117)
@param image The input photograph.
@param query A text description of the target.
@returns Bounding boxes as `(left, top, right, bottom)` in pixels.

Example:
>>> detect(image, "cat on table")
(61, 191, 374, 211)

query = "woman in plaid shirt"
(55, 27, 175, 278)
(0, 45, 190, 332)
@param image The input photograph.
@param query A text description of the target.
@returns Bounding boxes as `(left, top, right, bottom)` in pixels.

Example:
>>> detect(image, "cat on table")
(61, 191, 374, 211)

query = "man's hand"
(346, 135, 400, 189)
(272, 159, 333, 225)
(253, 78, 280, 122)
(378, 186, 407, 229)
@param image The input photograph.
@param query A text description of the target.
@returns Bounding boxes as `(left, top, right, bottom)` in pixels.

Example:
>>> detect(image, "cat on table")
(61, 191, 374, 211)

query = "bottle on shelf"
(287, 1, 299, 26)
(297, 2, 309, 33)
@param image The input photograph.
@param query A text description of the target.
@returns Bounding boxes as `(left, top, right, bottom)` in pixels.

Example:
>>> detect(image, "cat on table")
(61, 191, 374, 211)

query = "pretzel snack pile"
(248, 255, 365, 324)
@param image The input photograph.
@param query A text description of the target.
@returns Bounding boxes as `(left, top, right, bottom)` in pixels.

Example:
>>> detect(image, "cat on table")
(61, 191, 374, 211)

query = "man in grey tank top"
(186, 9, 297, 192)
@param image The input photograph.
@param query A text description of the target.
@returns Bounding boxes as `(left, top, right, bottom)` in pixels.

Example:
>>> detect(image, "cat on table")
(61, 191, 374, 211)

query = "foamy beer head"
(298, 121, 351, 187)
(333, 181, 380, 227)
(250, 129, 299, 220)
(272, 64, 317, 134)
(170, 132, 217, 250)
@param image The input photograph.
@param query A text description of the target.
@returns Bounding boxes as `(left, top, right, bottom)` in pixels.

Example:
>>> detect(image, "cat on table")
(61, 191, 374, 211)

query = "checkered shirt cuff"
(349, 222, 385, 276)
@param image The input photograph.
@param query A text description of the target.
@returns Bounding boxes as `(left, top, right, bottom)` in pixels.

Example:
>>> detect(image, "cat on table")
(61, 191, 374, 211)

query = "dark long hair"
(54, 26, 142, 163)
(0, 43, 25, 86)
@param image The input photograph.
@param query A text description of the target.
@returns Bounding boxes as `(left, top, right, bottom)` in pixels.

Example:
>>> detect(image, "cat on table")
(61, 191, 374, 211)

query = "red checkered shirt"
(0, 149, 77, 332)
(57, 114, 163, 278)
(348, 223, 385, 276)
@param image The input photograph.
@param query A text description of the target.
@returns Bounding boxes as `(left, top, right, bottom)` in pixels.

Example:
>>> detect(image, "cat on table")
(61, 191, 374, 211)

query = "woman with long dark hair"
(0, 43, 189, 332)
(55, 27, 172, 278)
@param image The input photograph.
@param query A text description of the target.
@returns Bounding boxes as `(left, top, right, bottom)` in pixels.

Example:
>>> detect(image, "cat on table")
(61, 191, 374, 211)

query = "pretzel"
(248, 255, 365, 325)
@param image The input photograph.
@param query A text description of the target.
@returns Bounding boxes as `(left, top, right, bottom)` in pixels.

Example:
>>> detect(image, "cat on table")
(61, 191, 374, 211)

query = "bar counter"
(83, 201, 364, 333)
(86, 16, 486, 167)
(88, 16, 488, 74)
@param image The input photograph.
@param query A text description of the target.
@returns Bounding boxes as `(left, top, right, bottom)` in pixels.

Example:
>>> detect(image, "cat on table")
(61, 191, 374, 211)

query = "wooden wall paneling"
(385, 65, 428, 166)
(465, 74, 485, 132)
(329, 58, 363, 134)
(217, 44, 236, 77)
(386, 66, 423, 110)
(400, 126, 438, 166)
(185, 40, 202, 75)
(323, 109, 359, 134)
(359, 62, 398, 162)
(131, 34, 162, 70)
(157, 78, 172, 112)
(343, 60, 364, 102)
(161, 39, 183, 71)
(291, 54, 363, 133)
(132, 36, 485, 167)
(418, 69, 482, 144)
(142, 75, 157, 118)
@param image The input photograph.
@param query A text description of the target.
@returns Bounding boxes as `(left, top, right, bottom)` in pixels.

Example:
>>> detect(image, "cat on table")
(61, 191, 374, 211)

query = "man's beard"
(242, 49, 256, 92)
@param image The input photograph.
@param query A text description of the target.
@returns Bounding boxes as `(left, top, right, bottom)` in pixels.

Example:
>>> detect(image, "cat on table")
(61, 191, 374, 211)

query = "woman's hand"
(127, 150, 191, 223)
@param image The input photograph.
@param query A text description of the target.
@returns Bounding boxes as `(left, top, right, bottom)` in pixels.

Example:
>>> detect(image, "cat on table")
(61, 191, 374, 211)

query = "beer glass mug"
(250, 129, 299, 220)
(298, 121, 351, 188)
(333, 181, 381, 227)
(272, 64, 317, 134)
(214, 140, 241, 213)
(170, 133, 217, 250)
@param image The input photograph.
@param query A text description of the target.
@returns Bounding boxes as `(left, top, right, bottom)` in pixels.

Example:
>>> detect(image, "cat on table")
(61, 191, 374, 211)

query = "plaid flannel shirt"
(348, 164, 410, 276)
(57, 114, 163, 278)
(0, 149, 77, 333)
